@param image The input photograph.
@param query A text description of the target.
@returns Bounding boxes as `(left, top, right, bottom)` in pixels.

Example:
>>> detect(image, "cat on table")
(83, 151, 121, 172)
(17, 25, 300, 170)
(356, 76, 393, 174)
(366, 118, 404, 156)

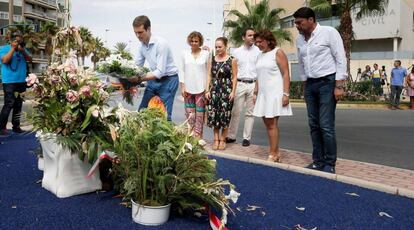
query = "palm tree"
(113, 42, 133, 60)
(310, 0, 388, 78)
(223, 0, 291, 46)
(7, 22, 43, 54)
(76, 26, 95, 66)
(40, 21, 59, 56)
(91, 37, 110, 69)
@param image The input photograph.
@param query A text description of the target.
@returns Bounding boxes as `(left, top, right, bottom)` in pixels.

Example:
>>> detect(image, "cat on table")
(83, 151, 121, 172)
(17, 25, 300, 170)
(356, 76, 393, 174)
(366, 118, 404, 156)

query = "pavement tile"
(205, 141, 414, 199)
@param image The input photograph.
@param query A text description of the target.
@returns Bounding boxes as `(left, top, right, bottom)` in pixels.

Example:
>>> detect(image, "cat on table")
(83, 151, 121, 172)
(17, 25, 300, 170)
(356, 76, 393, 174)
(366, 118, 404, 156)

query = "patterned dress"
(207, 57, 234, 129)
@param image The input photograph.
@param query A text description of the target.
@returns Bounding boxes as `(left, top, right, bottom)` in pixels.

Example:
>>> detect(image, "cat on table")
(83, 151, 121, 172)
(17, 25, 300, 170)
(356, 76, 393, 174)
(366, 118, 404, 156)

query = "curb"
(205, 150, 414, 200)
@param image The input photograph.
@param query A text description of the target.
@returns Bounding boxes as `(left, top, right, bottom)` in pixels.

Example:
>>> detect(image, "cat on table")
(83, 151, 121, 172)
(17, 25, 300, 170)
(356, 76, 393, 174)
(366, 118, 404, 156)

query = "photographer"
(0, 31, 32, 135)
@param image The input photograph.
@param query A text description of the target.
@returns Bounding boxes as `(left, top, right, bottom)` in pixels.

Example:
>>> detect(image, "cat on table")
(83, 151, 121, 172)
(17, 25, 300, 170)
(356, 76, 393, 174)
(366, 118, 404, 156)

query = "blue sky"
(71, 0, 226, 66)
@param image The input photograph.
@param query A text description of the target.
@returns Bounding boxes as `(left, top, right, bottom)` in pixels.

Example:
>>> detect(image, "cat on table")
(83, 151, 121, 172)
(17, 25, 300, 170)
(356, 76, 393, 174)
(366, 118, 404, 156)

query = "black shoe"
(225, 138, 236, 143)
(242, 139, 250, 147)
(305, 163, 324, 171)
(12, 127, 27, 134)
(322, 165, 336, 174)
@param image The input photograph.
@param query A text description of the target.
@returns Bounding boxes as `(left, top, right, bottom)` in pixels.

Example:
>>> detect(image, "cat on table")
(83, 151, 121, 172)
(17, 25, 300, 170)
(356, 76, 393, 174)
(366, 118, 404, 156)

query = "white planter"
(39, 134, 102, 198)
(131, 200, 171, 226)
(38, 156, 44, 171)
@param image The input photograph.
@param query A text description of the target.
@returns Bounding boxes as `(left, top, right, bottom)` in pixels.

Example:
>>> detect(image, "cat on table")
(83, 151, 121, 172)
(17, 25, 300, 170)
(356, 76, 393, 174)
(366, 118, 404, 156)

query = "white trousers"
(227, 81, 255, 140)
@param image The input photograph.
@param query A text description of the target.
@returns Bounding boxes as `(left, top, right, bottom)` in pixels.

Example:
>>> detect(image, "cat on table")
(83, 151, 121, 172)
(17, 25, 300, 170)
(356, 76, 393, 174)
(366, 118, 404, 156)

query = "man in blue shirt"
(0, 32, 32, 135)
(130, 15, 179, 121)
(390, 60, 407, 110)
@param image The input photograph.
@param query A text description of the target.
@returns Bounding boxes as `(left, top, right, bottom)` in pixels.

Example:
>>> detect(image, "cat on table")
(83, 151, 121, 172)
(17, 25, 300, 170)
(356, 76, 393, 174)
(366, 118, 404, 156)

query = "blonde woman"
(180, 31, 210, 138)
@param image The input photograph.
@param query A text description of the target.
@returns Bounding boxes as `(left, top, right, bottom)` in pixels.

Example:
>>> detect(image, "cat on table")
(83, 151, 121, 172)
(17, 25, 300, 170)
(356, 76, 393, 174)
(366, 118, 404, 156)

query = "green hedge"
(289, 81, 383, 101)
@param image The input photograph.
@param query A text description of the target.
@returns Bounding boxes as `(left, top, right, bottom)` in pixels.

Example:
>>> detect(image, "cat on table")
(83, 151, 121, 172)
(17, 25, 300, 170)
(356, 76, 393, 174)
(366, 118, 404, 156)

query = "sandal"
(218, 140, 226, 150)
(212, 139, 219, 150)
(267, 154, 281, 163)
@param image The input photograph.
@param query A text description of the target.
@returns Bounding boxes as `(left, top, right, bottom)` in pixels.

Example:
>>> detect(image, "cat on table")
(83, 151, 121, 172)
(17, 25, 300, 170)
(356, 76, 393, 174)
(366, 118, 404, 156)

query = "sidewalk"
(205, 142, 414, 199)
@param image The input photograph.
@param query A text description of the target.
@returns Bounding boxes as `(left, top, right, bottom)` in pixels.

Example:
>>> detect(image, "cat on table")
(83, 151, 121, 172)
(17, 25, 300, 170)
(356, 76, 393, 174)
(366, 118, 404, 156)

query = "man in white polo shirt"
(226, 28, 260, 147)
(294, 7, 347, 174)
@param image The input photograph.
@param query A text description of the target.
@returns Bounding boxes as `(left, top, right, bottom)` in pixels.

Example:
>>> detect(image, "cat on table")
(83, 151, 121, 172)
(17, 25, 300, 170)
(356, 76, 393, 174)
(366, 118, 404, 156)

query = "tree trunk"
(9, 0, 14, 26)
(339, 9, 353, 82)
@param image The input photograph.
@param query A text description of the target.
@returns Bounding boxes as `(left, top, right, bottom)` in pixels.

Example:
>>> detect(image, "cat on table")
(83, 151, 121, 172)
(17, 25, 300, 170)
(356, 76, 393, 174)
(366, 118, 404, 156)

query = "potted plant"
(26, 27, 117, 198)
(110, 108, 239, 227)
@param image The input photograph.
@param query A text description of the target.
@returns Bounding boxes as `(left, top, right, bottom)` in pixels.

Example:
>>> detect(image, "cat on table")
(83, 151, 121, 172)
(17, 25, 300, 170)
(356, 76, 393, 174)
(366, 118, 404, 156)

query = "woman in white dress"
(180, 31, 210, 138)
(253, 29, 292, 162)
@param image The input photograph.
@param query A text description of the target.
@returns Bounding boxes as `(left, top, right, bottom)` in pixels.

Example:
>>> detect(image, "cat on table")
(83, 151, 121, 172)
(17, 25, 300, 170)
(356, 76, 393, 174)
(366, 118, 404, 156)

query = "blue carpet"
(1, 133, 414, 229)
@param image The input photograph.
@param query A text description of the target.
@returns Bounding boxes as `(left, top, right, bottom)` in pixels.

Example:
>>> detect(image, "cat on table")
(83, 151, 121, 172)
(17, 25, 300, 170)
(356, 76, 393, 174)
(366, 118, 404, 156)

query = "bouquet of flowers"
(97, 55, 149, 104)
(26, 27, 117, 163)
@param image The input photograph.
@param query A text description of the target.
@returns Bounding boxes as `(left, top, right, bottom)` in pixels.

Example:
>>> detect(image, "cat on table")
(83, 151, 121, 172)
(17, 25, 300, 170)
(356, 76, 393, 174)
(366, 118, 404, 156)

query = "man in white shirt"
(294, 7, 347, 174)
(131, 15, 179, 121)
(226, 28, 260, 147)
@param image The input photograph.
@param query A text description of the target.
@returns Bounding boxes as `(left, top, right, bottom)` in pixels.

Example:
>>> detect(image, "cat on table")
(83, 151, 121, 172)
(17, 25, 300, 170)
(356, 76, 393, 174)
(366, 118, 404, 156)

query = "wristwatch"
(283, 92, 290, 97)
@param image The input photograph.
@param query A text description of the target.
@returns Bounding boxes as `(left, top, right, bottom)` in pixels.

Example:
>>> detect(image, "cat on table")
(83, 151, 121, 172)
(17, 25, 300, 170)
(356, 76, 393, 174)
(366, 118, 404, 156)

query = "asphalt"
(2, 90, 413, 201)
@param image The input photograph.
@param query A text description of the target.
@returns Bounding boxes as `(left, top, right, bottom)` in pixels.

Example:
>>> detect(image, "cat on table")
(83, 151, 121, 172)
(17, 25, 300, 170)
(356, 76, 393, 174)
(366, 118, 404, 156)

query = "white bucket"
(131, 200, 171, 226)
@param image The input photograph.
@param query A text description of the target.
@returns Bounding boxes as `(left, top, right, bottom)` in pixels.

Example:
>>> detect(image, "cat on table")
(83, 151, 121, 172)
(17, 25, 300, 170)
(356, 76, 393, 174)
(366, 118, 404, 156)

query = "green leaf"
(80, 105, 97, 131)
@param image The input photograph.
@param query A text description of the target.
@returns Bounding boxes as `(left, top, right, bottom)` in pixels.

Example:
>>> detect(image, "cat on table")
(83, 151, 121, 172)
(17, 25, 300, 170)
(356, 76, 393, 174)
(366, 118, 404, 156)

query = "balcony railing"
(32, 54, 51, 64)
(25, 0, 57, 10)
(24, 7, 57, 21)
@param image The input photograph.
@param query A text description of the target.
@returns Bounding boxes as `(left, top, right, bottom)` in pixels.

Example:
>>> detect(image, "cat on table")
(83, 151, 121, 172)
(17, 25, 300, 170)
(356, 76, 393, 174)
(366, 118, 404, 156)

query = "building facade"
(223, 0, 414, 81)
(0, 0, 71, 74)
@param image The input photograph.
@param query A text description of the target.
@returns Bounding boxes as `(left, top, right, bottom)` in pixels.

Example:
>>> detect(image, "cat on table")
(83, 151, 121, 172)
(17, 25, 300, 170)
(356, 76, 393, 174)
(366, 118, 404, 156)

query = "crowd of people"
(357, 61, 414, 110)
(2, 7, 413, 174)
(129, 7, 344, 173)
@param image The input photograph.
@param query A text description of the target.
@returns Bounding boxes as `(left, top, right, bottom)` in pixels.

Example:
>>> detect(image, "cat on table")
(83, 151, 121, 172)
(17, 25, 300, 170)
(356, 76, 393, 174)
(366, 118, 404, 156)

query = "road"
(4, 90, 414, 170)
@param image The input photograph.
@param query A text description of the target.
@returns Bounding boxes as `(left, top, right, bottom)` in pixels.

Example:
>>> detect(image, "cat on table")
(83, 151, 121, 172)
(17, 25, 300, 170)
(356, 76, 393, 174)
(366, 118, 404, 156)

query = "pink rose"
(50, 75, 61, 85)
(26, 73, 38, 86)
(79, 85, 92, 98)
(68, 74, 78, 85)
(66, 90, 79, 103)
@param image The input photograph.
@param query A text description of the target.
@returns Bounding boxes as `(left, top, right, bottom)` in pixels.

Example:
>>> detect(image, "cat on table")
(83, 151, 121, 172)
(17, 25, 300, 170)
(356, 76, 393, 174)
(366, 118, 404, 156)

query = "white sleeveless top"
(253, 48, 292, 117)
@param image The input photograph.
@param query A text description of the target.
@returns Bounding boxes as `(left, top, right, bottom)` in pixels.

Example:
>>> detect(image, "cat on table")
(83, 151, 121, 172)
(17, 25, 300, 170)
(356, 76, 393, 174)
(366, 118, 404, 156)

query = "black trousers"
(0, 82, 26, 130)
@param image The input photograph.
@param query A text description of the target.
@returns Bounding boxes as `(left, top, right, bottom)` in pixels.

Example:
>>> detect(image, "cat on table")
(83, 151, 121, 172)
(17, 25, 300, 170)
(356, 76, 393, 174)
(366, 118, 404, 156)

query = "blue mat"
(1, 133, 414, 229)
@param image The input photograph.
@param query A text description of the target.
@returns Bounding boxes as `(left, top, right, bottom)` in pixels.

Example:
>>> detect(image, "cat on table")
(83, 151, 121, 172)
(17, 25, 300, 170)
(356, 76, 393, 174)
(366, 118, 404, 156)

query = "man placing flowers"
(0, 31, 32, 135)
(130, 15, 179, 121)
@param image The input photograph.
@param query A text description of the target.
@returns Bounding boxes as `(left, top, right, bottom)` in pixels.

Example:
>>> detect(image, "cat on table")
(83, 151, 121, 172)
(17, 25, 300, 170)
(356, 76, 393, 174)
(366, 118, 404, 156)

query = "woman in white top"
(180, 31, 210, 138)
(253, 29, 292, 162)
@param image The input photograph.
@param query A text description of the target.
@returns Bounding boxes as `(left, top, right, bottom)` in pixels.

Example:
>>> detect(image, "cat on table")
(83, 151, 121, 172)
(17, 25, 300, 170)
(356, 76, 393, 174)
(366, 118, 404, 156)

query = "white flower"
(91, 107, 100, 118)
(221, 208, 228, 226)
(184, 142, 193, 151)
(225, 188, 240, 204)
(198, 139, 207, 147)
(26, 73, 38, 86)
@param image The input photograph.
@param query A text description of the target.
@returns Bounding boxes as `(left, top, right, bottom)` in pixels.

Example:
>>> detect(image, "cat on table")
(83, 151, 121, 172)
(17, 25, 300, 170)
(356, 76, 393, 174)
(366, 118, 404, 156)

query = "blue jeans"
(390, 85, 403, 107)
(139, 75, 179, 121)
(0, 83, 26, 130)
(304, 74, 337, 167)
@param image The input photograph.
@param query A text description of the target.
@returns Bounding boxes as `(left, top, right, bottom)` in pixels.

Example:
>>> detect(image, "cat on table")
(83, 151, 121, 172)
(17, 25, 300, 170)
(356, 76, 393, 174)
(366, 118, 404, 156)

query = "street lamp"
(207, 22, 213, 50)
(105, 29, 109, 43)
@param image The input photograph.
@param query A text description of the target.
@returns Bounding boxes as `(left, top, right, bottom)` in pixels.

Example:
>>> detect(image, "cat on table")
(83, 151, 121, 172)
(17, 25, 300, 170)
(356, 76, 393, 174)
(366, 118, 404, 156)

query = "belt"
(307, 73, 335, 82)
(155, 74, 178, 82)
(237, 79, 256, 84)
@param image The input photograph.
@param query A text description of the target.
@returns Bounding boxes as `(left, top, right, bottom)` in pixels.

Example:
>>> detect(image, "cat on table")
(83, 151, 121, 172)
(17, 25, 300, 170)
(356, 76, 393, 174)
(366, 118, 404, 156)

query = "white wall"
(398, 0, 414, 51)
(352, 0, 401, 40)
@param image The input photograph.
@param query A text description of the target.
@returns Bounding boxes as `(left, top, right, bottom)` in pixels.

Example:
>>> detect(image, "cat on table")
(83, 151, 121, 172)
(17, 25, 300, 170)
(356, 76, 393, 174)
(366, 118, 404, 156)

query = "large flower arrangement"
(110, 107, 239, 227)
(27, 27, 116, 162)
(96, 55, 149, 104)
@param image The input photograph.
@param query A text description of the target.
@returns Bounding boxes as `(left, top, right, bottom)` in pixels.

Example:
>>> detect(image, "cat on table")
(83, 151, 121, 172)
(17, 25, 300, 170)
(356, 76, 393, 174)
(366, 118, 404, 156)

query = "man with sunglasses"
(0, 31, 32, 136)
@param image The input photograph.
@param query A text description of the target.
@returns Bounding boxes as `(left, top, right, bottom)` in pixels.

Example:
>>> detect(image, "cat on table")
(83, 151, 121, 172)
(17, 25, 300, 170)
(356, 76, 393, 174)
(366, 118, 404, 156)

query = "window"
(13, 15, 23, 22)
(0, 11, 9, 20)
(281, 16, 294, 29)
